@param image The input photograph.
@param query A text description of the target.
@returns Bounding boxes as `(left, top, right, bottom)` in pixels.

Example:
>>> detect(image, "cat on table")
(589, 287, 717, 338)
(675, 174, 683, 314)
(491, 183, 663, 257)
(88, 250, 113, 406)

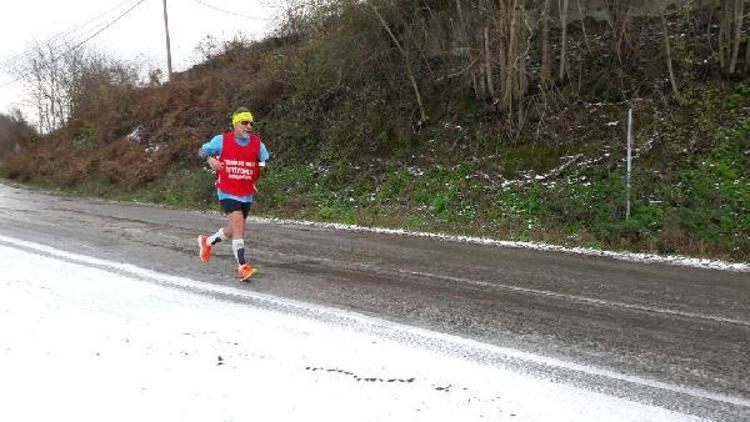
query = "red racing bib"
(215, 131, 262, 196)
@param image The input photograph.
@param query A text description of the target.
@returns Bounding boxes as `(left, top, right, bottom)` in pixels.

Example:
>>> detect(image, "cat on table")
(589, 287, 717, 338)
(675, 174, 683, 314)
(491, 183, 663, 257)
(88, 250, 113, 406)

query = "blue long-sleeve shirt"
(201, 134, 270, 203)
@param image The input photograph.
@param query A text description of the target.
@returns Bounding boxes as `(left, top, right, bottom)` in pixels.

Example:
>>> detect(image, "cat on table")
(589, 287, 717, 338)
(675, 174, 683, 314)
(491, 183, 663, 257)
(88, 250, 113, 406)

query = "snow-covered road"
(0, 240, 704, 422)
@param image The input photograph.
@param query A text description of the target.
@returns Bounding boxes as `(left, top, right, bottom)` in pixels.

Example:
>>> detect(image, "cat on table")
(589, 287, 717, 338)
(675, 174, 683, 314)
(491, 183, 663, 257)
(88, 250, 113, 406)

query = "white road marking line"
(246, 216, 750, 273)
(0, 234, 748, 409)
(266, 251, 750, 328)
(399, 269, 750, 328)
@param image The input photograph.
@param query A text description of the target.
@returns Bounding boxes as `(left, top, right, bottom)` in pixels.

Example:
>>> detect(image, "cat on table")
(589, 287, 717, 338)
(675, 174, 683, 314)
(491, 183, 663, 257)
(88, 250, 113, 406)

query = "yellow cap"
(232, 111, 254, 126)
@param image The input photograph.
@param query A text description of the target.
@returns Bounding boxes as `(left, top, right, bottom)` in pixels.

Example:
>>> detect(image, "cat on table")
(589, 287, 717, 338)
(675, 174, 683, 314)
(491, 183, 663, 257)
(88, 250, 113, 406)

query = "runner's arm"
(198, 134, 223, 158)
(259, 142, 270, 162)
(199, 135, 224, 171)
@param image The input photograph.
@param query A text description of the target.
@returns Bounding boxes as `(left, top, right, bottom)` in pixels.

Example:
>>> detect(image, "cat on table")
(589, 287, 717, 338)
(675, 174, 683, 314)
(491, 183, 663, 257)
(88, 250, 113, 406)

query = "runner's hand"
(207, 157, 224, 172)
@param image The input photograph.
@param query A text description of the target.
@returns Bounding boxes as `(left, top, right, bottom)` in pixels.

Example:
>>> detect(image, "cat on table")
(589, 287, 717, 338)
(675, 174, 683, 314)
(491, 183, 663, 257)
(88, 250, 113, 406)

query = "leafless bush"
(0, 109, 36, 160)
(13, 42, 138, 134)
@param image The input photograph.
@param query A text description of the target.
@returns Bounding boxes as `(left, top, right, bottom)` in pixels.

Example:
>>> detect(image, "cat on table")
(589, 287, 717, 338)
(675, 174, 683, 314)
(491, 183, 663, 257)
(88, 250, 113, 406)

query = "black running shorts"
(220, 199, 251, 219)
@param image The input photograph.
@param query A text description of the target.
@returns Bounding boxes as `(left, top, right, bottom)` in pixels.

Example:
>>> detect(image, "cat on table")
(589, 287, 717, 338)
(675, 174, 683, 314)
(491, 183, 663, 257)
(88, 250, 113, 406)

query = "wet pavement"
(0, 182, 748, 420)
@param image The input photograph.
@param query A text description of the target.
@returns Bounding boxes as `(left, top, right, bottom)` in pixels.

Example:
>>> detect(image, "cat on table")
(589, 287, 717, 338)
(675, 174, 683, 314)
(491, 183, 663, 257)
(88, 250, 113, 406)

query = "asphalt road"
(0, 182, 748, 421)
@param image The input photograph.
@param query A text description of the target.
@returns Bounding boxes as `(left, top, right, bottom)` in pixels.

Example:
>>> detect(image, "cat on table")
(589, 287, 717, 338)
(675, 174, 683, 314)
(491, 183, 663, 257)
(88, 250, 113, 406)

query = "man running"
(197, 108, 269, 281)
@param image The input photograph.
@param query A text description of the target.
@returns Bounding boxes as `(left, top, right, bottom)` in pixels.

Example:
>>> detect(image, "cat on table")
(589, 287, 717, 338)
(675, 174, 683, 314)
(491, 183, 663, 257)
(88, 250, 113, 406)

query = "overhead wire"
(192, 0, 275, 21)
(0, 0, 149, 90)
(63, 0, 149, 55)
(0, 0, 143, 73)
(2, 0, 278, 91)
(0, 0, 145, 88)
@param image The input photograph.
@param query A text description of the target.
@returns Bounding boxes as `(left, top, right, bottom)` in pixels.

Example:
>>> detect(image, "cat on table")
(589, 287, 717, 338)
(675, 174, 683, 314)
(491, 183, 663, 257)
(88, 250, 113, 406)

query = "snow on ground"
(0, 241, 704, 421)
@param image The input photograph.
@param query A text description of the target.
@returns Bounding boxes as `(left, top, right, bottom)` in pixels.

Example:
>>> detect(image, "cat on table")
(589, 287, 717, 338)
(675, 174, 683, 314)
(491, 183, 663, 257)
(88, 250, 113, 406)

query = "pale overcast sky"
(0, 0, 281, 119)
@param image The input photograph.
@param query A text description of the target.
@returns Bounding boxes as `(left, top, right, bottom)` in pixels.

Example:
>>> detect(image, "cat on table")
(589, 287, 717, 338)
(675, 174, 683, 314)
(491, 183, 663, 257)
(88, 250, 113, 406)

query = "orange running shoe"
(198, 235, 212, 264)
(238, 263, 257, 281)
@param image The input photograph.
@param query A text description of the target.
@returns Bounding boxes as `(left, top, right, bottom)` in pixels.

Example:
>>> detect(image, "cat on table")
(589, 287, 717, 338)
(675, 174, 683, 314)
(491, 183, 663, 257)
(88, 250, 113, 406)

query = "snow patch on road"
(0, 242, 706, 422)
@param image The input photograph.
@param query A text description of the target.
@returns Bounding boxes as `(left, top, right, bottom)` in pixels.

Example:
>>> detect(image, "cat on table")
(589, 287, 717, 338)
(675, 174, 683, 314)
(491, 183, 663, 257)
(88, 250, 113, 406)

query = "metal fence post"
(626, 107, 633, 220)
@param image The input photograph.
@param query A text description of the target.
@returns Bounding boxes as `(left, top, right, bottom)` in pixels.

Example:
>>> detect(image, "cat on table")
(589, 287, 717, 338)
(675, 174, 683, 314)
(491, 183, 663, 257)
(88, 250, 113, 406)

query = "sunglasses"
(240, 121, 253, 126)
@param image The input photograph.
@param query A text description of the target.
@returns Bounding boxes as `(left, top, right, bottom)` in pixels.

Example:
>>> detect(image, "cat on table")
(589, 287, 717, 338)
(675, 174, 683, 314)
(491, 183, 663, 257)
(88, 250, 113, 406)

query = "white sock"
(208, 228, 228, 245)
(232, 239, 246, 265)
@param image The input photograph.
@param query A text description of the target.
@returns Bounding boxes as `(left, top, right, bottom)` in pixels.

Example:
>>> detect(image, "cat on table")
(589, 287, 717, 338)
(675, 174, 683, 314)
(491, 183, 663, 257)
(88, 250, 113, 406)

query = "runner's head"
(232, 108, 254, 137)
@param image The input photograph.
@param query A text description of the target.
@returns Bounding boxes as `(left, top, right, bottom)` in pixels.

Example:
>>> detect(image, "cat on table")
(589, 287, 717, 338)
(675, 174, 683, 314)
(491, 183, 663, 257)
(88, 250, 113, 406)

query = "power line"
(65, 0, 149, 55)
(192, 0, 275, 21)
(0, 0, 148, 90)
(0, 0, 143, 73)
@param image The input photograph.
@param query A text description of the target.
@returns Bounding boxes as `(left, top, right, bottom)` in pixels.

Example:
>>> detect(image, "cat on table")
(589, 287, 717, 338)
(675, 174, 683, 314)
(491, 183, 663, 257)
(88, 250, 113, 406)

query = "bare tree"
(484, 25, 498, 102)
(14, 41, 136, 134)
(368, 1, 428, 124)
(661, 11, 681, 100)
(0, 109, 35, 159)
(576, 0, 591, 51)
(717, 0, 748, 74)
(466, 0, 528, 116)
(558, 0, 569, 81)
(540, 0, 552, 83)
(17, 41, 88, 133)
(729, 0, 745, 74)
(454, 0, 482, 97)
(719, 0, 730, 68)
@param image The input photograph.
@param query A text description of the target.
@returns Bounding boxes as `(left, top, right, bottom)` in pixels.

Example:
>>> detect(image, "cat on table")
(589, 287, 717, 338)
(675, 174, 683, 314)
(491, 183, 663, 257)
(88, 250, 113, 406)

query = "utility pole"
(162, 0, 173, 79)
